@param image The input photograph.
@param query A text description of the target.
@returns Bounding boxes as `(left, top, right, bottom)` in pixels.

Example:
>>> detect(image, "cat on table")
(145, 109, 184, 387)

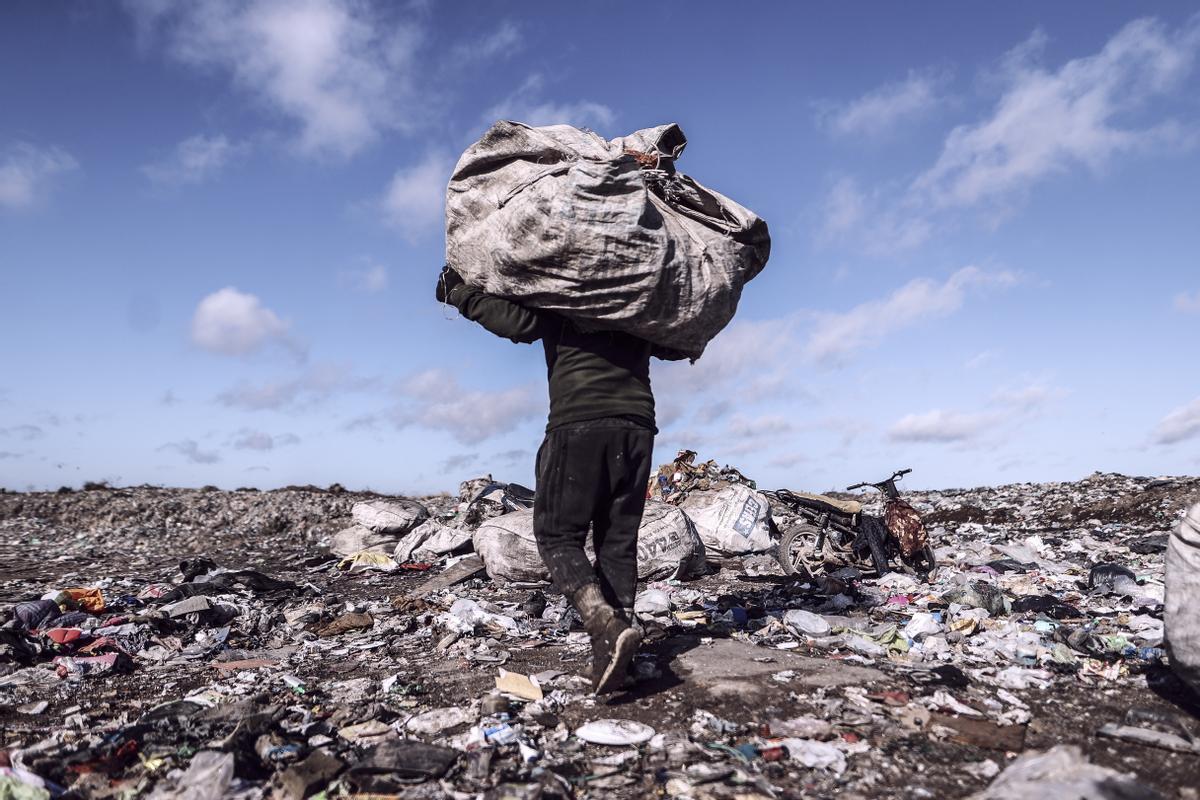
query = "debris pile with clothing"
(1, 469, 1198, 798)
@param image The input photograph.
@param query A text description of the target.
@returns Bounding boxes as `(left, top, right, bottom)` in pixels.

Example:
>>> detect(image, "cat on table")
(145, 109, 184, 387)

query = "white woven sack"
(351, 499, 429, 534)
(472, 510, 547, 585)
(636, 501, 707, 580)
(473, 503, 709, 584)
(1166, 502, 1200, 692)
(330, 524, 401, 557)
(445, 121, 770, 358)
(680, 484, 774, 555)
(394, 519, 472, 563)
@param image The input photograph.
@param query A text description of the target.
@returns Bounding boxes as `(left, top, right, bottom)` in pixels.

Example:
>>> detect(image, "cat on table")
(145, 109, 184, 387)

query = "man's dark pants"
(533, 418, 654, 610)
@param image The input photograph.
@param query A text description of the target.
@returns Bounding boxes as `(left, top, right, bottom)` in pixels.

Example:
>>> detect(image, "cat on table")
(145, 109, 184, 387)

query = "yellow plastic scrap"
(65, 587, 105, 613)
(336, 551, 398, 573)
(495, 668, 544, 701)
(138, 753, 166, 773)
(673, 610, 707, 625)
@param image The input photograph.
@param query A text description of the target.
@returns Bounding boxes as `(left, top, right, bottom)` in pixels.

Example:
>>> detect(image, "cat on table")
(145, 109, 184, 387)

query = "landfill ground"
(2, 471, 1200, 799)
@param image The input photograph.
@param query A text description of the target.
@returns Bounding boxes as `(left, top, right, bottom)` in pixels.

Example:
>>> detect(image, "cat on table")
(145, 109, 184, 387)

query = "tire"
(914, 543, 939, 580)
(776, 523, 823, 578)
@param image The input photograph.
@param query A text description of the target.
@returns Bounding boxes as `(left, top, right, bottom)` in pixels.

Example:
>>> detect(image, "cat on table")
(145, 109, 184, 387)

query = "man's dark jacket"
(446, 283, 660, 432)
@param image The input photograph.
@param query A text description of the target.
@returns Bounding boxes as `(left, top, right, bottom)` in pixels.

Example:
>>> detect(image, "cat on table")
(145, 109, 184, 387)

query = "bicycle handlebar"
(845, 468, 911, 492)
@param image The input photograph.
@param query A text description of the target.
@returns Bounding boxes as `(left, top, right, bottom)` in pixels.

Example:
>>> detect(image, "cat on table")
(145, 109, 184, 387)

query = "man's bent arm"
(452, 285, 547, 344)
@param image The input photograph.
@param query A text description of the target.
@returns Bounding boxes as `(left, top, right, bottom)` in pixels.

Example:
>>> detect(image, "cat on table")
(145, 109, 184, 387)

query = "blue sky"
(2, 1, 1198, 494)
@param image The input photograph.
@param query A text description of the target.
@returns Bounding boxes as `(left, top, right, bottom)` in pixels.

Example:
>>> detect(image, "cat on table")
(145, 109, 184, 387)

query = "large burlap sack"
(445, 121, 770, 358)
(473, 502, 708, 585)
(636, 501, 707, 580)
(331, 524, 402, 557)
(471, 510, 547, 585)
(394, 519, 472, 563)
(352, 499, 429, 533)
(1166, 502, 1200, 692)
(680, 484, 774, 555)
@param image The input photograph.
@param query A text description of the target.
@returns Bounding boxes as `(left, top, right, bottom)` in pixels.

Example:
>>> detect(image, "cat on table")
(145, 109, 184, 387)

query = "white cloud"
(1174, 290, 1200, 312)
(825, 68, 949, 137)
(822, 16, 1200, 254)
(888, 409, 1002, 443)
(142, 133, 247, 184)
(727, 414, 794, 439)
(964, 350, 997, 369)
(191, 287, 302, 358)
(0, 142, 77, 210)
(485, 74, 614, 130)
(390, 368, 542, 444)
(656, 316, 797, 395)
(1153, 396, 1200, 445)
(655, 397, 688, 430)
(440, 452, 479, 474)
(651, 269, 1017, 463)
(380, 151, 452, 239)
(232, 429, 301, 450)
(452, 21, 521, 63)
(820, 177, 867, 241)
(914, 17, 1200, 211)
(990, 383, 1064, 411)
(125, 0, 425, 158)
(768, 452, 809, 469)
(217, 362, 370, 410)
(888, 380, 1063, 444)
(817, 177, 933, 254)
(0, 424, 44, 441)
(159, 439, 221, 464)
(803, 266, 1018, 364)
(693, 400, 733, 425)
(339, 259, 389, 292)
(492, 448, 532, 465)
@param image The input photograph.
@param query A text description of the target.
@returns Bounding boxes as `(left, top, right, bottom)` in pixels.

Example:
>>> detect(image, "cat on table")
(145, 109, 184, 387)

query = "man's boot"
(571, 584, 640, 694)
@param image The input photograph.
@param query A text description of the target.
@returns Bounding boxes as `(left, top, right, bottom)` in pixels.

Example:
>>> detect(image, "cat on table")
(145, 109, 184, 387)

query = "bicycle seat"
(789, 491, 862, 517)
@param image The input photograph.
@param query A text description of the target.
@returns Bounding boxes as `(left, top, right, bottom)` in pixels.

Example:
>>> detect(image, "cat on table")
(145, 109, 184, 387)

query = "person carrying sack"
(436, 266, 684, 693)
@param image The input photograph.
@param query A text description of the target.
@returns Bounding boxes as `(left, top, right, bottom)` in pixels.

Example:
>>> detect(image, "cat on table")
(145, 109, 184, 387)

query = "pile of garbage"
(1, 467, 1198, 798)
